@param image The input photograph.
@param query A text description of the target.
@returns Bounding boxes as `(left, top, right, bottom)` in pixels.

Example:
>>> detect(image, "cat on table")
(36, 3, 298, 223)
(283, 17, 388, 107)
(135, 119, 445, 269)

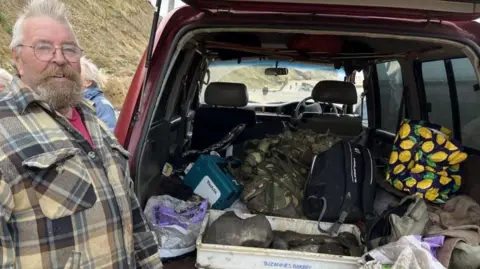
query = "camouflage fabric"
(233, 129, 340, 218)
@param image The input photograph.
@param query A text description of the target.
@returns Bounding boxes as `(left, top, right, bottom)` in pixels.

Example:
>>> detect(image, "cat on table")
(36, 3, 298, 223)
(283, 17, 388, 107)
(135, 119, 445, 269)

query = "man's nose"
(51, 48, 67, 65)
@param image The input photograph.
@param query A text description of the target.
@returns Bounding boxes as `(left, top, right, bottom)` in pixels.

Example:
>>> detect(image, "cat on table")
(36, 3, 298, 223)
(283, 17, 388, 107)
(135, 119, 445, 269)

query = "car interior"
(132, 29, 480, 232)
(122, 20, 480, 265)
(132, 29, 479, 210)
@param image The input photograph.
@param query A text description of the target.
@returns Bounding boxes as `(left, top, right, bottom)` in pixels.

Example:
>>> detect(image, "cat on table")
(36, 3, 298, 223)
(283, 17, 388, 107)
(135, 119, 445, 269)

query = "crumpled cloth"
(361, 261, 395, 269)
(450, 242, 480, 269)
(414, 235, 444, 259)
(368, 195, 430, 249)
(372, 194, 480, 268)
(363, 235, 445, 269)
(389, 196, 429, 241)
(426, 195, 480, 268)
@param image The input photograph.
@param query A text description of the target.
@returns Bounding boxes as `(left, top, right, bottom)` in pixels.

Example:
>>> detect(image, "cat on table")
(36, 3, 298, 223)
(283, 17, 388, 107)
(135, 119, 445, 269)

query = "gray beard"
(36, 79, 83, 111)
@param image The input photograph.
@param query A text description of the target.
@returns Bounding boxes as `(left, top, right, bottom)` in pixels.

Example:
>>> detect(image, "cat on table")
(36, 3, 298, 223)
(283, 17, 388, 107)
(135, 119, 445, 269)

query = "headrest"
(312, 80, 357, 105)
(204, 82, 249, 107)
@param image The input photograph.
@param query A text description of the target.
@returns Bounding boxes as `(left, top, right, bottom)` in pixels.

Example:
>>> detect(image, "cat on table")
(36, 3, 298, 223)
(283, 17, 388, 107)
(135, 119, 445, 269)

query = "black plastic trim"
(413, 60, 429, 121)
(371, 65, 382, 130)
(444, 59, 462, 142)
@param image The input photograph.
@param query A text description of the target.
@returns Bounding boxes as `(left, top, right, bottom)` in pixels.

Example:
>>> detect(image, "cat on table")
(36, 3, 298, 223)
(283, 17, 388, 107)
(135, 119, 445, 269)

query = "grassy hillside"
(216, 66, 340, 90)
(0, 0, 154, 108)
(205, 65, 342, 104)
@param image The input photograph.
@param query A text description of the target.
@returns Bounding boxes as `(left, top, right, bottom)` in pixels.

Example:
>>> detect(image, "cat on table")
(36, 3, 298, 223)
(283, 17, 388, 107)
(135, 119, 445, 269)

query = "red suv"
(116, 0, 480, 240)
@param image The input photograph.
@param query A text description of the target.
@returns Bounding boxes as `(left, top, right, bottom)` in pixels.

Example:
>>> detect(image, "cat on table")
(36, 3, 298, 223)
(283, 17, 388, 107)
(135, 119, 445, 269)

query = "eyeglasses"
(18, 43, 83, 63)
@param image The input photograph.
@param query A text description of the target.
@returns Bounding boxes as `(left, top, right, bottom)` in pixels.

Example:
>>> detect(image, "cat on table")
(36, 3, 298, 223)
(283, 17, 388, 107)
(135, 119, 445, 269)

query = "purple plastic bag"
(414, 235, 445, 259)
(152, 200, 208, 230)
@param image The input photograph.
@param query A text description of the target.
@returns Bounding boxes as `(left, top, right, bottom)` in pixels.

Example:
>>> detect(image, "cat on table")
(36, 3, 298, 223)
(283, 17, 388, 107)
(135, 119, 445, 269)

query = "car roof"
(180, 0, 480, 21)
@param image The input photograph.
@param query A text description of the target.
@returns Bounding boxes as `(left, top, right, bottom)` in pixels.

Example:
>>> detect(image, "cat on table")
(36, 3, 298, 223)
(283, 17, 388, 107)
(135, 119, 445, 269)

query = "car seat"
(191, 82, 256, 150)
(299, 80, 362, 138)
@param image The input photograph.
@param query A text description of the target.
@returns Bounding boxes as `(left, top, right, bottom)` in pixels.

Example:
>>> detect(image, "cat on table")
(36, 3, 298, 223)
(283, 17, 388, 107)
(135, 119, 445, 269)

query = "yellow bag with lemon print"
(386, 119, 467, 203)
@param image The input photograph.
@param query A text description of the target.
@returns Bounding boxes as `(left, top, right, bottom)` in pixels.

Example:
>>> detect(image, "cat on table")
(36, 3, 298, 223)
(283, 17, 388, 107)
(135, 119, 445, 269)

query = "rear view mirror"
(265, 67, 289, 76)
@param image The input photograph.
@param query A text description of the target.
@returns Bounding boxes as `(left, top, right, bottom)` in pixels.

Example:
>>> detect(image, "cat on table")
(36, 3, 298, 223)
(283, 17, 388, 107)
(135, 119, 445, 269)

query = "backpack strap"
(361, 146, 375, 218)
(318, 141, 358, 236)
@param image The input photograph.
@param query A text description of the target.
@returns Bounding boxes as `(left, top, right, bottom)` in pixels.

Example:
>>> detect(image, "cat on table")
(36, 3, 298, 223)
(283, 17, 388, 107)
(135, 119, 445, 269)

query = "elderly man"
(81, 56, 117, 131)
(0, 68, 13, 90)
(0, 0, 162, 268)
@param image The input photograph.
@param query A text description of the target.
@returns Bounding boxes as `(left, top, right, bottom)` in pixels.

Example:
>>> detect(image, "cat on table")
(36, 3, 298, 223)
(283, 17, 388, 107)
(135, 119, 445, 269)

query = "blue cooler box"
(183, 155, 243, 209)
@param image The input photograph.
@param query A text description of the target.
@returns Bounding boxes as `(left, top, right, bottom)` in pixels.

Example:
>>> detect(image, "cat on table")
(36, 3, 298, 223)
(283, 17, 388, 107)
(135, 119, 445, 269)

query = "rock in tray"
(203, 211, 274, 248)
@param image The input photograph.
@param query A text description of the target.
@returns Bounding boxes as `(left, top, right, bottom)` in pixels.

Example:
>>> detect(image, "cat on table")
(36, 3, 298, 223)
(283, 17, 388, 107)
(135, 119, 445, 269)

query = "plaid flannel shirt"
(0, 77, 162, 269)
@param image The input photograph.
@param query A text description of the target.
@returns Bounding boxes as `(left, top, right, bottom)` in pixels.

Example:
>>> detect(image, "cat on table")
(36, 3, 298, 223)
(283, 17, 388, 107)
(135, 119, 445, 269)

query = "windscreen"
(201, 60, 347, 105)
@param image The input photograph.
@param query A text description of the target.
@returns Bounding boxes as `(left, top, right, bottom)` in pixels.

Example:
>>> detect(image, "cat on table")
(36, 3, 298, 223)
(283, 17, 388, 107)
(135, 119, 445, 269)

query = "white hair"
(9, 0, 79, 51)
(0, 69, 13, 86)
(81, 56, 105, 87)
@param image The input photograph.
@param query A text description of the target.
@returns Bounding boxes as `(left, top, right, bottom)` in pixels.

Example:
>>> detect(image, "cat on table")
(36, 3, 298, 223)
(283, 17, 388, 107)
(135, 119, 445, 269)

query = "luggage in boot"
(303, 140, 376, 234)
(386, 119, 468, 203)
(233, 129, 340, 218)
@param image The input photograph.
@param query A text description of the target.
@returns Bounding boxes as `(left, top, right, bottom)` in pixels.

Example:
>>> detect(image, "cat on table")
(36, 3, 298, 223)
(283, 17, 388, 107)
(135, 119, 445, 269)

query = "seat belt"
(173, 57, 208, 163)
(173, 76, 189, 165)
(352, 91, 368, 146)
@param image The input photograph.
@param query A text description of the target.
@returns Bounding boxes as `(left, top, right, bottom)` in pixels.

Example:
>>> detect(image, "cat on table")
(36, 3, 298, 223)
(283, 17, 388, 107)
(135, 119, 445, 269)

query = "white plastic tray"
(196, 210, 364, 269)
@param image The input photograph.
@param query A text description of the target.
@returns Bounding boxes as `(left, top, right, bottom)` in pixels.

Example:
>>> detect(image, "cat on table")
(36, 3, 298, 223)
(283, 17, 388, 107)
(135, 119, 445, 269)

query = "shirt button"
(88, 151, 96, 160)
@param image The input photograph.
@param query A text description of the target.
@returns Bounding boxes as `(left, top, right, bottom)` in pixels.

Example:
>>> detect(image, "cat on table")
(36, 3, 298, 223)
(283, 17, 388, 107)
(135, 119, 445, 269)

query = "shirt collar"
(7, 76, 44, 114)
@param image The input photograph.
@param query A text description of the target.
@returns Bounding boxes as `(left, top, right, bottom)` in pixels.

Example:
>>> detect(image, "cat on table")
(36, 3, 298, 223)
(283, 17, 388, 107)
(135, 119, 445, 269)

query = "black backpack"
(303, 140, 376, 234)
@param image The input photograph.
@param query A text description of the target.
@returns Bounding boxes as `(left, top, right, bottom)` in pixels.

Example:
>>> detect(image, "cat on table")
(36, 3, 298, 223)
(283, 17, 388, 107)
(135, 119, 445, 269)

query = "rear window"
(421, 57, 480, 150)
(376, 60, 404, 133)
(201, 60, 350, 105)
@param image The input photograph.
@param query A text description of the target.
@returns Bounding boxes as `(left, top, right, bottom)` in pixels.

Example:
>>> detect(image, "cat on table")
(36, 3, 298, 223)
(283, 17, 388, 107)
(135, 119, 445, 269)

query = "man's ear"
(12, 49, 24, 76)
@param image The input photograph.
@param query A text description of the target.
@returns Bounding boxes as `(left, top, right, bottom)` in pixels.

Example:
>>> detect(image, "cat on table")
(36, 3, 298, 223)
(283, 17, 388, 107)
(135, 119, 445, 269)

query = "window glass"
(201, 60, 347, 105)
(376, 61, 403, 133)
(422, 61, 453, 130)
(452, 58, 480, 149)
(352, 71, 368, 127)
(421, 58, 480, 150)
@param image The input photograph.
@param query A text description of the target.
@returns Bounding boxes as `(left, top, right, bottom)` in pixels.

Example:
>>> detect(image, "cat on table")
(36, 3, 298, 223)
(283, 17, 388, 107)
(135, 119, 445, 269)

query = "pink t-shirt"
(69, 108, 94, 148)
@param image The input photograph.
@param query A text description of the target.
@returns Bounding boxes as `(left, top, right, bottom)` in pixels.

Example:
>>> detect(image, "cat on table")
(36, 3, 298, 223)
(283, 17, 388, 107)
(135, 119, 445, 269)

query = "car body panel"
(182, 0, 480, 20)
(117, 5, 480, 174)
(115, 6, 202, 148)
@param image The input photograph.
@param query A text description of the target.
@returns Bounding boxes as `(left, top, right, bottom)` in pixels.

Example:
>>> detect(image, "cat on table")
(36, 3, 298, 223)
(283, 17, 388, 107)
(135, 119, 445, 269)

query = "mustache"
(39, 66, 80, 83)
